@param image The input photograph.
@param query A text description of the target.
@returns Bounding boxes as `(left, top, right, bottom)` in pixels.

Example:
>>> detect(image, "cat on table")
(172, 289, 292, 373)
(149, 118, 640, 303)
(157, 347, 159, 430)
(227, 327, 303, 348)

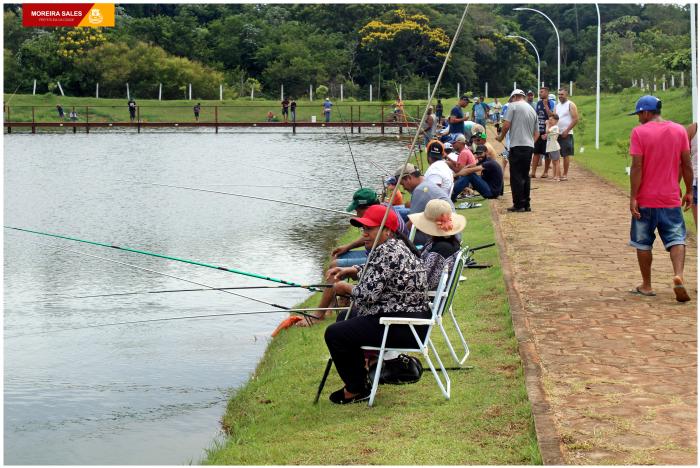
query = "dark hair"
(540, 86, 549, 92)
(394, 230, 422, 258)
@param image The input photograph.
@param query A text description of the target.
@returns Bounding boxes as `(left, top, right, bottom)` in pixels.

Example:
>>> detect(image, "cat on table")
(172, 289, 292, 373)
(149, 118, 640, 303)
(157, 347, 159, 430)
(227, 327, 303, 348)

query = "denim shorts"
(629, 207, 686, 251)
(558, 134, 574, 157)
(336, 249, 368, 267)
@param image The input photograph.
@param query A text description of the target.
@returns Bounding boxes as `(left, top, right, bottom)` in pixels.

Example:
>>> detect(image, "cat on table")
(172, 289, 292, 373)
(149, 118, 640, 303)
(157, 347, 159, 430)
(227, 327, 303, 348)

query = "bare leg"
(543, 158, 551, 176)
(669, 244, 685, 277)
(530, 154, 540, 177)
(636, 249, 653, 293)
(552, 160, 561, 180)
(563, 156, 571, 177)
(693, 204, 697, 227)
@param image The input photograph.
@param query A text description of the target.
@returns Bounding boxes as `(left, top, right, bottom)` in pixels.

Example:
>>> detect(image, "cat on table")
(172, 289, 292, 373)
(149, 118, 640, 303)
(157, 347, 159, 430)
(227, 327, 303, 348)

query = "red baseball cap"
(350, 204, 399, 232)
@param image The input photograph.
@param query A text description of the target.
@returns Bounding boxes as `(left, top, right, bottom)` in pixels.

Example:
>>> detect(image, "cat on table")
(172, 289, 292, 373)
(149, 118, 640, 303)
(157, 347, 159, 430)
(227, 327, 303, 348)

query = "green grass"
(202, 201, 541, 465)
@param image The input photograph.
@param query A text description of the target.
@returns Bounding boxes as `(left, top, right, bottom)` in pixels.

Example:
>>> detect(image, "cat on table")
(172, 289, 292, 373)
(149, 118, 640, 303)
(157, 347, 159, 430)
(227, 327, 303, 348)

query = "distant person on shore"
(69, 110, 78, 122)
(448, 95, 471, 141)
(496, 89, 539, 213)
(281, 97, 290, 123)
(628, 95, 692, 302)
(290, 98, 297, 122)
(687, 122, 697, 227)
(545, 114, 562, 181)
(472, 97, 490, 128)
(555, 88, 579, 180)
(491, 97, 502, 126)
(193, 102, 201, 122)
(128, 99, 136, 122)
(323, 98, 333, 123)
(56, 104, 64, 120)
(531, 86, 555, 178)
(421, 106, 435, 147)
(435, 99, 444, 121)
(266, 110, 274, 122)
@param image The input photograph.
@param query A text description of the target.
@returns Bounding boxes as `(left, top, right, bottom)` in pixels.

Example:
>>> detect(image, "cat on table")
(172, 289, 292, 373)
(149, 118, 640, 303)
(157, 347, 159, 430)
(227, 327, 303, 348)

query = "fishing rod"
(5, 226, 327, 293)
(5, 306, 350, 340)
(117, 179, 354, 217)
(203, 183, 352, 193)
(30, 283, 332, 303)
(19, 238, 316, 318)
(334, 105, 363, 189)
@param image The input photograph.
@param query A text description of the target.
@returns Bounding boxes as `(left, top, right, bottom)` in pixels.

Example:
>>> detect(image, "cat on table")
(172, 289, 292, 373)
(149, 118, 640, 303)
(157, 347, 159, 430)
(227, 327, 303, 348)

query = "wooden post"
(350, 105, 354, 134)
(72, 106, 76, 133)
(31, 106, 36, 134)
(358, 106, 361, 133)
(137, 106, 141, 133)
(381, 105, 385, 134)
(7, 106, 11, 133)
(215, 106, 218, 134)
(86, 106, 89, 133)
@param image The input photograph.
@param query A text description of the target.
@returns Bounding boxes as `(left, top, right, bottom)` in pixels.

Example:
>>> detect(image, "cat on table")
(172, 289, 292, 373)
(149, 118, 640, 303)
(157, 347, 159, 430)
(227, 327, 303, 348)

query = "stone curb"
(489, 201, 566, 465)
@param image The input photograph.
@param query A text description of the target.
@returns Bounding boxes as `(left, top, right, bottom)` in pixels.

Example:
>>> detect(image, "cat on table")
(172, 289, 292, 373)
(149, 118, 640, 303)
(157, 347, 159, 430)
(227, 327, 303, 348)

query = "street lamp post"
(507, 35, 540, 93)
(514, 7, 560, 92)
(595, 4, 601, 150)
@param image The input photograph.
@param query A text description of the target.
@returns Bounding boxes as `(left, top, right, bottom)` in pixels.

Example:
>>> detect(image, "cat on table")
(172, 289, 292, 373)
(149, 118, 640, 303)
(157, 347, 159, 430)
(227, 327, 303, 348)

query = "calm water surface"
(4, 130, 407, 464)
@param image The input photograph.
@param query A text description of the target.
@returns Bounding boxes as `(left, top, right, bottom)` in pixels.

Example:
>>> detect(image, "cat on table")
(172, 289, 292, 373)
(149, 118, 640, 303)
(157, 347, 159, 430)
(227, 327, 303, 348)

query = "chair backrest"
(417, 265, 451, 347)
(439, 246, 469, 317)
(408, 224, 416, 242)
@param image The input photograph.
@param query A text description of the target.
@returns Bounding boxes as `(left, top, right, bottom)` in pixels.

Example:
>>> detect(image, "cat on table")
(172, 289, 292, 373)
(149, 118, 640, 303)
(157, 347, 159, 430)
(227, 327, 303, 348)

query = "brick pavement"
(490, 154, 697, 464)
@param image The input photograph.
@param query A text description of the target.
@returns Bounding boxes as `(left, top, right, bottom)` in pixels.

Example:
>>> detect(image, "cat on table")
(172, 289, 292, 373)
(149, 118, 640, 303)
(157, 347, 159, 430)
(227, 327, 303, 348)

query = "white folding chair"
(435, 246, 471, 365)
(361, 266, 452, 406)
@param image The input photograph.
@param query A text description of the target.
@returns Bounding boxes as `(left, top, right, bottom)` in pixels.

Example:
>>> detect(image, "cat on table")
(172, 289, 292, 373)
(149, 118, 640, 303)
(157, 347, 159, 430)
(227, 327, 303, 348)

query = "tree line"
(3, 3, 693, 100)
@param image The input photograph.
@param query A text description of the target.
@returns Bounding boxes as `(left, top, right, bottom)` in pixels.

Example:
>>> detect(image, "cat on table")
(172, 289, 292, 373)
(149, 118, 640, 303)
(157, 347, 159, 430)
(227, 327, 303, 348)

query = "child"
(383, 176, 404, 206)
(546, 113, 562, 181)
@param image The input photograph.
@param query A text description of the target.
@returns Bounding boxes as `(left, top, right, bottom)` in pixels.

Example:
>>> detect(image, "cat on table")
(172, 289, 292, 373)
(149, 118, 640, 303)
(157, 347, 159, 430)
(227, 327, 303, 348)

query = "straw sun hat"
(408, 199, 466, 237)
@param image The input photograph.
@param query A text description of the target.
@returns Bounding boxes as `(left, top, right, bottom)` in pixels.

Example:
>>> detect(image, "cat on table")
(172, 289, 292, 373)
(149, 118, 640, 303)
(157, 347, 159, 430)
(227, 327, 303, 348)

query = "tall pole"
(691, 3, 698, 123)
(595, 3, 601, 149)
(515, 7, 560, 92)
(507, 34, 540, 93)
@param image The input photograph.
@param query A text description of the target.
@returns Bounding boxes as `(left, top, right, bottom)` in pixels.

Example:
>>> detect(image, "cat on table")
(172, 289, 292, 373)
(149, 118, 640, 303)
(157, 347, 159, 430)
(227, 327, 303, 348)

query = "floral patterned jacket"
(352, 238, 429, 317)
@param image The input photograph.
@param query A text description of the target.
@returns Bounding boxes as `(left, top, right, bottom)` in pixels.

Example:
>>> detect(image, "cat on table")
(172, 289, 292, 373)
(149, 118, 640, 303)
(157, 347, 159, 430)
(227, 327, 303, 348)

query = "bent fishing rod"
(5, 226, 326, 293)
(116, 179, 354, 217)
(19, 238, 318, 320)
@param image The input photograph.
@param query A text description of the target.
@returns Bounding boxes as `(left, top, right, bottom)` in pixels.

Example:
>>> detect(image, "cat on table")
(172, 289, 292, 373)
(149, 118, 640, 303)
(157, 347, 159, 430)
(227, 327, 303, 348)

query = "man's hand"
(630, 198, 641, 220)
(683, 191, 693, 211)
(541, 134, 547, 140)
(331, 245, 349, 257)
(332, 281, 353, 296)
(561, 129, 569, 138)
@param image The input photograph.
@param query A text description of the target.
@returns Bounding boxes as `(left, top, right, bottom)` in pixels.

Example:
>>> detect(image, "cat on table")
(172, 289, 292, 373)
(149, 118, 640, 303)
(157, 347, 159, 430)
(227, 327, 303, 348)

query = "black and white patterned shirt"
(352, 238, 429, 317)
(420, 238, 460, 290)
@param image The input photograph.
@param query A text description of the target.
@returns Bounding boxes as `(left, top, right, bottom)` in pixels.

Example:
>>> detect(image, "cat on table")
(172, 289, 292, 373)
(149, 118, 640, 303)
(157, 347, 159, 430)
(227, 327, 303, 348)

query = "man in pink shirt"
(628, 95, 693, 302)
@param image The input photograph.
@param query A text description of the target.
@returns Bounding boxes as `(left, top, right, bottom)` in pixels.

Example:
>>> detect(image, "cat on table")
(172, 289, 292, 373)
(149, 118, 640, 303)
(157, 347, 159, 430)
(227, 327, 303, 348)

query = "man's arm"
(454, 165, 483, 177)
(562, 102, 579, 137)
(680, 149, 693, 210)
(629, 154, 643, 219)
(497, 120, 510, 142)
(332, 237, 366, 257)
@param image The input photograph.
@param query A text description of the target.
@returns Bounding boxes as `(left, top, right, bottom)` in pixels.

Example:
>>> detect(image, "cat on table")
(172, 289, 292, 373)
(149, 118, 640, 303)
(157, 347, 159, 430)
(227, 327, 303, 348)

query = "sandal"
(673, 276, 691, 302)
(560, 176, 568, 181)
(329, 387, 371, 404)
(630, 286, 656, 297)
(540, 174, 548, 178)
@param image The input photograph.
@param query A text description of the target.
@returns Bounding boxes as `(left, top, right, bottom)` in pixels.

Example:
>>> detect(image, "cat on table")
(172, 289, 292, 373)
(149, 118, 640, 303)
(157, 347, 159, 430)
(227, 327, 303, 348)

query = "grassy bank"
(202, 201, 540, 465)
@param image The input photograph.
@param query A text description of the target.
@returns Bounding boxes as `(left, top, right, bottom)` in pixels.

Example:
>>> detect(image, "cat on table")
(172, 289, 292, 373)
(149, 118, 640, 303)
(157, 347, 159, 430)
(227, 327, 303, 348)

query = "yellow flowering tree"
(57, 28, 107, 61)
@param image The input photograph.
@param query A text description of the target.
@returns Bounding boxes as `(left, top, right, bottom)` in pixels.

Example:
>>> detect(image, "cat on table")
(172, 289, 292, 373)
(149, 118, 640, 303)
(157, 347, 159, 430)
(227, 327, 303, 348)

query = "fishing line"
(116, 179, 354, 217)
(202, 183, 352, 193)
(18, 238, 305, 313)
(5, 306, 350, 339)
(5, 226, 326, 292)
(333, 105, 363, 189)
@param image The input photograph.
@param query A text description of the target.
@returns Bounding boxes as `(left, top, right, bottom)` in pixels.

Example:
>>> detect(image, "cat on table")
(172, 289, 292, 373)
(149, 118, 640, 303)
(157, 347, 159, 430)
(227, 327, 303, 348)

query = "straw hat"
(408, 199, 466, 237)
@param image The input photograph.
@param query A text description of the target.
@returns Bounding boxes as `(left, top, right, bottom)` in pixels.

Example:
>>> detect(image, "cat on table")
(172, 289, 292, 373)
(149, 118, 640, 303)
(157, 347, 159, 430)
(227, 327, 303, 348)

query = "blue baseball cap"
(629, 95, 662, 115)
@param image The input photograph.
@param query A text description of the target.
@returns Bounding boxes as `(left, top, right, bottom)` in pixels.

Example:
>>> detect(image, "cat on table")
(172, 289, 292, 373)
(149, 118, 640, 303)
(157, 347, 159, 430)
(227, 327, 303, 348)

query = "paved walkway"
(491, 155, 697, 464)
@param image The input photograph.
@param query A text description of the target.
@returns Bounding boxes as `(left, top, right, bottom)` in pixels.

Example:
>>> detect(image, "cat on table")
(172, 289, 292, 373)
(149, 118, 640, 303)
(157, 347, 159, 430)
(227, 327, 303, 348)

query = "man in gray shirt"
(497, 89, 539, 212)
(396, 163, 458, 246)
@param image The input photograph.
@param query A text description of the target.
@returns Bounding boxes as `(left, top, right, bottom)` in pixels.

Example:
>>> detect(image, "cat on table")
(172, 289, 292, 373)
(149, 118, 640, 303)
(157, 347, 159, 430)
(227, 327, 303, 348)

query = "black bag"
(369, 354, 424, 385)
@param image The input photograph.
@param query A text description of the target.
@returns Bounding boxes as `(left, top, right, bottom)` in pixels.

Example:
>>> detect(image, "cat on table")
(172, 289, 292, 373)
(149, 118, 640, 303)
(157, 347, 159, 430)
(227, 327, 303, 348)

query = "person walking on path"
(448, 95, 471, 141)
(496, 89, 539, 212)
(530, 87, 555, 178)
(628, 95, 692, 302)
(193, 102, 201, 122)
(290, 98, 297, 123)
(472, 97, 490, 128)
(128, 98, 136, 123)
(555, 88, 578, 180)
(687, 122, 697, 227)
(281, 97, 290, 123)
(323, 98, 333, 123)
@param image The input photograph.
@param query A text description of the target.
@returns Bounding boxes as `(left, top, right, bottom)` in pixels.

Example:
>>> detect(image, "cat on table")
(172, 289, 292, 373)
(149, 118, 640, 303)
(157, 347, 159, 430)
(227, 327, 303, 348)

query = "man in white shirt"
(423, 141, 454, 197)
(555, 88, 579, 180)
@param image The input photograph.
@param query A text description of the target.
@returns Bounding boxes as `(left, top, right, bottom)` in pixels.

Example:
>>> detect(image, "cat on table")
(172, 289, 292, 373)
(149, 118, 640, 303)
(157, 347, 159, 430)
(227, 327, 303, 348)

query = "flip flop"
(271, 315, 303, 337)
(673, 276, 691, 302)
(630, 287, 656, 297)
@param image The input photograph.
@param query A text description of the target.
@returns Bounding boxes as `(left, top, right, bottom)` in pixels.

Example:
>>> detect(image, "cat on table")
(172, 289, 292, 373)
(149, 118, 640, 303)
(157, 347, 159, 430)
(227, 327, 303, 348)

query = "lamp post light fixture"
(514, 7, 560, 92)
(507, 34, 540, 93)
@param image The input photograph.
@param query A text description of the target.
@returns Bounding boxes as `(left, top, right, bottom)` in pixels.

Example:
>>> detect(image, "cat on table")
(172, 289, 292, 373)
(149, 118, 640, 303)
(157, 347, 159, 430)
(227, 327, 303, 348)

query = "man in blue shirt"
(323, 98, 333, 123)
(472, 97, 490, 127)
(448, 95, 471, 141)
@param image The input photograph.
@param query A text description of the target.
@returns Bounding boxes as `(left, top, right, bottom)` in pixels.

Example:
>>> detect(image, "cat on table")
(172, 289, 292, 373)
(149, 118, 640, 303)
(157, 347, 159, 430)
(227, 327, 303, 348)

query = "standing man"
(491, 97, 502, 128)
(435, 99, 444, 121)
(281, 96, 290, 123)
(628, 95, 692, 302)
(193, 102, 201, 122)
(323, 97, 333, 123)
(526, 90, 536, 109)
(496, 89, 539, 212)
(472, 97, 489, 128)
(128, 98, 136, 123)
(56, 104, 65, 120)
(448, 95, 471, 141)
(290, 98, 297, 123)
(530, 86, 555, 178)
(555, 88, 579, 180)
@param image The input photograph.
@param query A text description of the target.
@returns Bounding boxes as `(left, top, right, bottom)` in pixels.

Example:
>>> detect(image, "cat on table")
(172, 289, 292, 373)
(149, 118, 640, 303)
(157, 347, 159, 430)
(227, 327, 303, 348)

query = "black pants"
(324, 311, 429, 394)
(509, 146, 534, 209)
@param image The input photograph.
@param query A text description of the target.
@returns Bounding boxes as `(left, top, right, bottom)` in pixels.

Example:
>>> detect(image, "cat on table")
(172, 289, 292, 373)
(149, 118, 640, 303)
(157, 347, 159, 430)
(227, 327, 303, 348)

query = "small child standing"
(546, 114, 562, 181)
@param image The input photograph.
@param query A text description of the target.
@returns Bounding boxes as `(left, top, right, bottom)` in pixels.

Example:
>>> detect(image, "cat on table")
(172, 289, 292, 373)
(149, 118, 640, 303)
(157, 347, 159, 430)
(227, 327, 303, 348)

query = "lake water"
(4, 129, 409, 464)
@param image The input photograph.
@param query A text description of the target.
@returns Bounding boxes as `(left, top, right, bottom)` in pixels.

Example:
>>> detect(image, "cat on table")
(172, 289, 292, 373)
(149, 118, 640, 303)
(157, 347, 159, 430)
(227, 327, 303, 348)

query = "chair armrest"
(379, 317, 434, 326)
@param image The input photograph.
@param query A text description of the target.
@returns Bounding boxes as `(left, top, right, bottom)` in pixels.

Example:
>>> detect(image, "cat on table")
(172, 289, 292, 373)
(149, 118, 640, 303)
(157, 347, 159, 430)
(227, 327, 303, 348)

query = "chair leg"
(437, 315, 461, 365)
(368, 326, 390, 407)
(448, 306, 470, 364)
(427, 338, 451, 398)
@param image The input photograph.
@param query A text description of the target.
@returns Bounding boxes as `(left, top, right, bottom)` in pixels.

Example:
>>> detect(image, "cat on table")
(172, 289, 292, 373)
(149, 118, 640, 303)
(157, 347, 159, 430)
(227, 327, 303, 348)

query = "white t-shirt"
(424, 160, 454, 196)
(546, 125, 560, 153)
(555, 100, 573, 134)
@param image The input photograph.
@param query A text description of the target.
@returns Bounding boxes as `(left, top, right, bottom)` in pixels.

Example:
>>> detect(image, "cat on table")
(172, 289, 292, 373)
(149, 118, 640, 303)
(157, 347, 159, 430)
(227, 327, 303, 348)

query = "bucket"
(311, 116, 316, 123)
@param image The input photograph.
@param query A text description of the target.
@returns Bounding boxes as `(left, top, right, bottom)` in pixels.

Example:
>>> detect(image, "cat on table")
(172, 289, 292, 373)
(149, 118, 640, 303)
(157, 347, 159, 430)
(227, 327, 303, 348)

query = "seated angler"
(323, 205, 429, 404)
(423, 140, 455, 197)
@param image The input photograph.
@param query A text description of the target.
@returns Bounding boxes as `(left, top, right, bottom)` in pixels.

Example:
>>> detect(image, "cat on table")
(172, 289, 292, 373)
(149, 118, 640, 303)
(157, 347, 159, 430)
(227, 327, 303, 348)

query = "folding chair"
(435, 246, 471, 365)
(361, 266, 452, 406)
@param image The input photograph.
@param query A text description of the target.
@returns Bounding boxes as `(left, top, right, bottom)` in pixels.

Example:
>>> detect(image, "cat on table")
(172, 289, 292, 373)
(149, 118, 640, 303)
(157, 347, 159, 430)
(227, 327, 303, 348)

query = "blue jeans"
(630, 207, 686, 251)
(336, 249, 368, 267)
(451, 174, 493, 201)
(325, 112, 331, 123)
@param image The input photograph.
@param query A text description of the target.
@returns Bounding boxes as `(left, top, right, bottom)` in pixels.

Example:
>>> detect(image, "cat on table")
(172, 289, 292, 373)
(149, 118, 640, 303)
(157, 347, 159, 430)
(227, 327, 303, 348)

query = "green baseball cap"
(346, 188, 379, 212)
